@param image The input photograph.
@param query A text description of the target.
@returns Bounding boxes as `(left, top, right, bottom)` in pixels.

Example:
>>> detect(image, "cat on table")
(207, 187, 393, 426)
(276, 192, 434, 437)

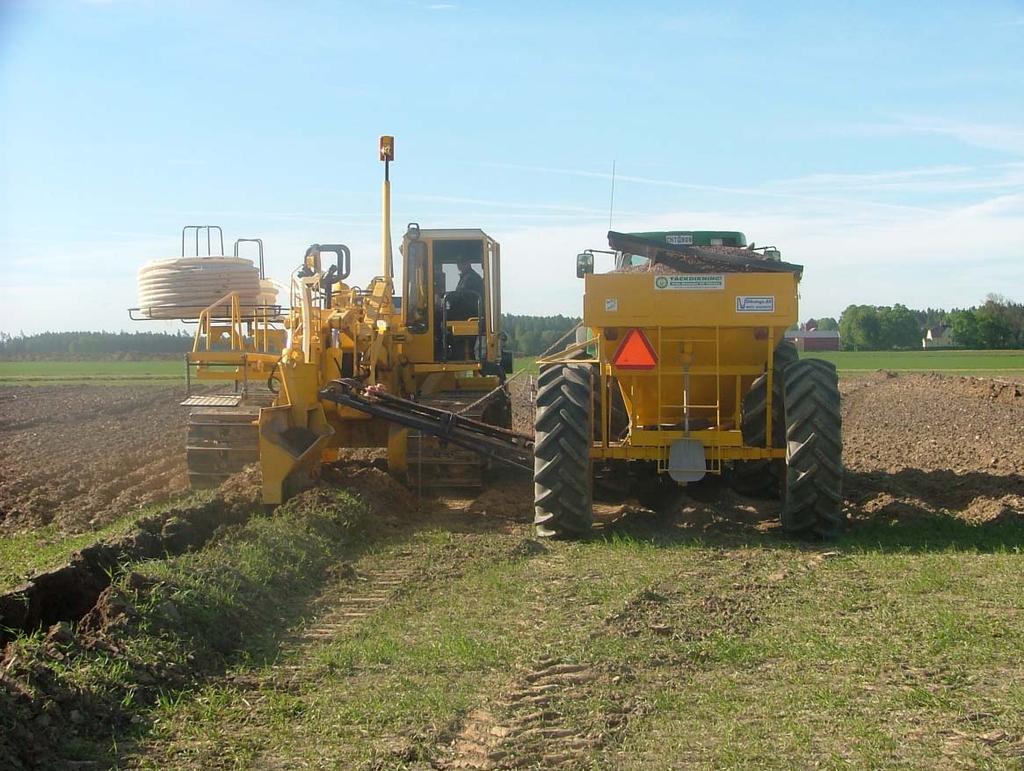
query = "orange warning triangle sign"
(612, 328, 657, 370)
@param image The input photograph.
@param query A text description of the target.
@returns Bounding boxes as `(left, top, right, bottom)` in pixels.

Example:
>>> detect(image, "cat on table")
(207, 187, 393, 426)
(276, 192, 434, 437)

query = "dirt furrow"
(0, 384, 188, 534)
(46, 453, 186, 527)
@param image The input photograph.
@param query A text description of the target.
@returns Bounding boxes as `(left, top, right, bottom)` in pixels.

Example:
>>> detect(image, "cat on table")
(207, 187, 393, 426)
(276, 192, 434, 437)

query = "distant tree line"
(6, 301, 1018, 358)
(1, 316, 580, 359)
(502, 314, 580, 356)
(837, 295, 1023, 351)
(0, 330, 194, 358)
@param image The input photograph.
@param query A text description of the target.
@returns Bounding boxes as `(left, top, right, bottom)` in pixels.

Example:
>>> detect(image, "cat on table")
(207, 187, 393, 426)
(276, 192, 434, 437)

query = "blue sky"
(1, 0, 1022, 333)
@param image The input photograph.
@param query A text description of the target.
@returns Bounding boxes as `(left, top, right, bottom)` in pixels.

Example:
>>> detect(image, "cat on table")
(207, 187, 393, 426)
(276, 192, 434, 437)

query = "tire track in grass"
(434, 546, 640, 771)
(227, 503, 531, 765)
(441, 658, 634, 770)
(129, 541, 444, 768)
(438, 544, 841, 770)
(139, 489, 824, 768)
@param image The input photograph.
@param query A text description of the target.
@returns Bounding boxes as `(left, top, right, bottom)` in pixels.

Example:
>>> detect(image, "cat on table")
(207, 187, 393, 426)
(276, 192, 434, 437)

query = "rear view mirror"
(576, 252, 594, 278)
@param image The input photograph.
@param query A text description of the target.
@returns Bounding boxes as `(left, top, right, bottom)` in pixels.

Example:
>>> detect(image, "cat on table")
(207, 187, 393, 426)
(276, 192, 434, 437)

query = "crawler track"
(285, 555, 420, 648)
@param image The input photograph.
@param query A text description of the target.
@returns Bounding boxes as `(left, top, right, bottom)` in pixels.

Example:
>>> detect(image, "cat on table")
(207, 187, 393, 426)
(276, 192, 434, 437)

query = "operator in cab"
(441, 255, 484, 361)
(450, 256, 484, 320)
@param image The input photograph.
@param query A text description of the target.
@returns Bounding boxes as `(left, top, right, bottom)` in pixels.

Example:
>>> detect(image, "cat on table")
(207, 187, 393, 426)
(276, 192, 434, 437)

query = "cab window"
(615, 251, 650, 269)
(404, 239, 429, 332)
(433, 239, 484, 296)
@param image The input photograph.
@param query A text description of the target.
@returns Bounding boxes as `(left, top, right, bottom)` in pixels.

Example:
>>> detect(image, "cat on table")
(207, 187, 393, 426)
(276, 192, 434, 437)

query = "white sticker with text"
(735, 295, 775, 313)
(654, 274, 725, 291)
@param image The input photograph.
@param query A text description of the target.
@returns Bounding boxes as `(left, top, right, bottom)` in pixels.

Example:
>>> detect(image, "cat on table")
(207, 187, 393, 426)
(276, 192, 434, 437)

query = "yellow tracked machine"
(134, 137, 531, 504)
(534, 231, 843, 538)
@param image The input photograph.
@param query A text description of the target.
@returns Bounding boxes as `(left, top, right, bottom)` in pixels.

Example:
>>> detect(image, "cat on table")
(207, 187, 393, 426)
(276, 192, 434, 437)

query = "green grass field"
(802, 349, 1024, 377)
(516, 349, 1024, 378)
(40, 493, 1024, 769)
(1, 350, 1020, 386)
(0, 359, 185, 385)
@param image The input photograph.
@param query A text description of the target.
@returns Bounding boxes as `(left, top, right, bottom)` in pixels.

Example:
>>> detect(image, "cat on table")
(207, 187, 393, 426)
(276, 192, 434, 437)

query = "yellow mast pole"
(379, 135, 395, 281)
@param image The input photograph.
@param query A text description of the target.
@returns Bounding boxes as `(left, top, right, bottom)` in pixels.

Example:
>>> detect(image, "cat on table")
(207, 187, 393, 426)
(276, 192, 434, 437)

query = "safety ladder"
(652, 326, 725, 476)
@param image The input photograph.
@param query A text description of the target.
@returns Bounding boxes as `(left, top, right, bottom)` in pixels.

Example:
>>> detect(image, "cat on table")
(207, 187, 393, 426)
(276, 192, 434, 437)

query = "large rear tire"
(733, 341, 798, 497)
(781, 358, 844, 538)
(533, 363, 594, 538)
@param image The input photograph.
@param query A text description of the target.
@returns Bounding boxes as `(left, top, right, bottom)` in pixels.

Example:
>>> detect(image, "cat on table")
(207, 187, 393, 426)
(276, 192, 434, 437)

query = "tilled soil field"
(0, 385, 189, 534)
(1, 373, 1021, 536)
(0, 379, 534, 541)
(842, 372, 1024, 525)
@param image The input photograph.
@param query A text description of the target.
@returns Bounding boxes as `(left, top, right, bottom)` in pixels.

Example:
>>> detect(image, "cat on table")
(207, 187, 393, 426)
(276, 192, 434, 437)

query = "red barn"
(785, 329, 841, 352)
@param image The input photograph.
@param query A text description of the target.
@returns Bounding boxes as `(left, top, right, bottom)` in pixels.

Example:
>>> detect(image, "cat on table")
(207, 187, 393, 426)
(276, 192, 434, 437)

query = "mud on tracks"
(274, 551, 423, 670)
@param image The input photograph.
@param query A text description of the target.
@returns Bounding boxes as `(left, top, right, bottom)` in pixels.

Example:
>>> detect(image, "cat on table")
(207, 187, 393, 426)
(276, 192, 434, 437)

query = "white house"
(922, 325, 954, 349)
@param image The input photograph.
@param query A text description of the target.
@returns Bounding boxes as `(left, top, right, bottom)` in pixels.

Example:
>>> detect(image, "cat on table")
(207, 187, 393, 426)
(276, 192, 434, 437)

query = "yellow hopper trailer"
(535, 230, 842, 539)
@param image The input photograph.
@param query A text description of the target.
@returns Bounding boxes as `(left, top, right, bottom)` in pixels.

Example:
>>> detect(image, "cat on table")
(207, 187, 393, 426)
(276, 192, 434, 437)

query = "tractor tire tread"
(533, 363, 593, 537)
(781, 358, 844, 538)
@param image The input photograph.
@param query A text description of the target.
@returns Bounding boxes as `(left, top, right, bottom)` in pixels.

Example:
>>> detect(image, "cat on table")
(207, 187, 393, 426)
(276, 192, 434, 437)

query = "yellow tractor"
(161, 136, 523, 503)
(534, 230, 843, 538)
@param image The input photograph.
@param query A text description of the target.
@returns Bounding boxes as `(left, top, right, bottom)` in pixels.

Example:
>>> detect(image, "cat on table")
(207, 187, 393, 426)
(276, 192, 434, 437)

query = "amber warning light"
(612, 328, 657, 370)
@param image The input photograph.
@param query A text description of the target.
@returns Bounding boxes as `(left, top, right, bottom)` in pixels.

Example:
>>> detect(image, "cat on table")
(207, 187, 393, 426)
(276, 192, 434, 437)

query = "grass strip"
(0, 487, 368, 769)
(0, 514, 144, 593)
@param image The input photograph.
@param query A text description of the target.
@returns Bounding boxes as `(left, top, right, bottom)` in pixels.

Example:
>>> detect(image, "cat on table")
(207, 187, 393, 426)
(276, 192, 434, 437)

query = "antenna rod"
(608, 160, 617, 230)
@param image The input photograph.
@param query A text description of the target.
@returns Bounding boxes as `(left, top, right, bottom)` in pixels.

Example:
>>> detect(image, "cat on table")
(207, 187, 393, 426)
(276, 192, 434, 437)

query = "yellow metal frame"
(185, 291, 284, 393)
(180, 139, 511, 505)
(542, 268, 799, 478)
(398, 228, 503, 366)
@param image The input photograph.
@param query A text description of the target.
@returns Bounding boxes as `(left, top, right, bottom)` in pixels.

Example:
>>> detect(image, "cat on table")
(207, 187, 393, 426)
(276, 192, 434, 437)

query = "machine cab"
(400, 225, 503, 366)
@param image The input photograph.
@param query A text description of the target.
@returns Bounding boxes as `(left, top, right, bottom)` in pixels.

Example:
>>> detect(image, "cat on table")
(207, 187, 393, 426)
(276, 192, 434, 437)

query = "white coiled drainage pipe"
(136, 256, 263, 319)
(258, 278, 280, 309)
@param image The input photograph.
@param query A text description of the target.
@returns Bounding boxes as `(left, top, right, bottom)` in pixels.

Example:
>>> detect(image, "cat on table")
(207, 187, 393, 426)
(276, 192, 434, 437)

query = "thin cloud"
(768, 165, 972, 187)
(767, 162, 1024, 194)
(952, 192, 1024, 217)
(4, 192, 1021, 333)
(853, 117, 1024, 155)
(159, 211, 380, 225)
(401, 193, 614, 215)
(483, 161, 939, 214)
